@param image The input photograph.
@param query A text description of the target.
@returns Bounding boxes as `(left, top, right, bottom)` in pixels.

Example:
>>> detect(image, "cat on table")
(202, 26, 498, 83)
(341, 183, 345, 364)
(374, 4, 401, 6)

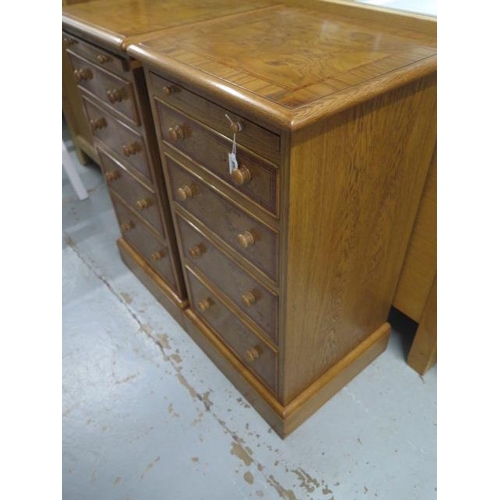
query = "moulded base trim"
(117, 238, 188, 327)
(183, 307, 390, 437)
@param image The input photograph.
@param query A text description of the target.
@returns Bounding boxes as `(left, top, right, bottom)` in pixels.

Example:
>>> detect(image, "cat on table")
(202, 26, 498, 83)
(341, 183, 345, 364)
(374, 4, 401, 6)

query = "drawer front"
(157, 103, 278, 216)
(177, 215, 278, 343)
(99, 149, 164, 237)
(186, 267, 277, 393)
(167, 157, 278, 283)
(84, 98, 151, 183)
(111, 193, 177, 291)
(68, 51, 140, 125)
(149, 72, 280, 165)
(63, 33, 126, 77)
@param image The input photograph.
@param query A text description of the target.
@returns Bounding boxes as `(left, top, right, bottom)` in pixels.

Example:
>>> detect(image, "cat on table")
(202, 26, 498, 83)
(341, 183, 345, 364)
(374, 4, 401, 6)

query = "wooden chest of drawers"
(63, 0, 437, 436)
(62, 29, 188, 320)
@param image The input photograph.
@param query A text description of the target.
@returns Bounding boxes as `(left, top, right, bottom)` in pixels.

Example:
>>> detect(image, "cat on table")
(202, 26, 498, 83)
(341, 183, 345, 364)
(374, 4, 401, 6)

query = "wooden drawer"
(186, 266, 277, 393)
(98, 148, 164, 237)
(62, 32, 127, 77)
(167, 157, 278, 283)
(111, 193, 177, 291)
(84, 97, 152, 183)
(68, 51, 140, 125)
(149, 72, 280, 165)
(177, 215, 278, 343)
(156, 102, 279, 216)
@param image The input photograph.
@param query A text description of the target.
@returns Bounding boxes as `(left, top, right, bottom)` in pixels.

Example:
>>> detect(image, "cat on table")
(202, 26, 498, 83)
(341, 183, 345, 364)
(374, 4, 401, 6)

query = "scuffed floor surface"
(62, 128, 437, 500)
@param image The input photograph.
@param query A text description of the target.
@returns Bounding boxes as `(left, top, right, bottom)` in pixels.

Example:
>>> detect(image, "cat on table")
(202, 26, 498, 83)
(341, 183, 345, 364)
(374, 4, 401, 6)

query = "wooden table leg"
(407, 276, 437, 375)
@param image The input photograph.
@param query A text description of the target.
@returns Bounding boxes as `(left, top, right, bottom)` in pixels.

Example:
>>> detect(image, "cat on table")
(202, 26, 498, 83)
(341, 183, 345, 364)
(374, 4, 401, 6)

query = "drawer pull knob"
(230, 121, 243, 133)
(106, 88, 124, 103)
(73, 68, 93, 82)
(245, 347, 260, 362)
(163, 85, 177, 96)
(168, 125, 185, 142)
(189, 245, 204, 258)
(198, 298, 213, 312)
(97, 54, 111, 64)
(237, 231, 255, 248)
(105, 170, 120, 182)
(151, 250, 165, 261)
(63, 37, 77, 47)
(89, 117, 107, 131)
(123, 142, 140, 157)
(120, 221, 134, 232)
(241, 291, 257, 307)
(231, 166, 252, 186)
(136, 198, 151, 211)
(177, 184, 198, 201)
(225, 114, 243, 133)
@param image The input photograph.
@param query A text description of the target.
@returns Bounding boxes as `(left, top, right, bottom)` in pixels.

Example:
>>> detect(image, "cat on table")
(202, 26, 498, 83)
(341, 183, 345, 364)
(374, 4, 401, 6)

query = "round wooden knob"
(73, 68, 93, 82)
(106, 88, 124, 103)
(151, 250, 165, 261)
(237, 231, 255, 248)
(97, 54, 110, 64)
(189, 245, 203, 258)
(231, 166, 252, 186)
(89, 118, 107, 131)
(123, 142, 140, 157)
(198, 298, 213, 312)
(136, 198, 151, 211)
(163, 85, 177, 96)
(105, 170, 120, 182)
(63, 37, 77, 47)
(120, 221, 134, 232)
(230, 121, 243, 133)
(177, 184, 197, 201)
(241, 291, 257, 307)
(168, 125, 185, 142)
(245, 347, 260, 362)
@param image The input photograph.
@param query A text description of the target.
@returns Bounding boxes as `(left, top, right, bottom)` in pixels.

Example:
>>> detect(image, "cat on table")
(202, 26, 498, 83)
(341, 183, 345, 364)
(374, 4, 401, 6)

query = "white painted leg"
(62, 140, 88, 200)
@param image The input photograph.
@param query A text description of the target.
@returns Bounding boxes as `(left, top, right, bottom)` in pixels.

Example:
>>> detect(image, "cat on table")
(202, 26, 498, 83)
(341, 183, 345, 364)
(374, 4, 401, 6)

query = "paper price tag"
(228, 152, 238, 174)
(228, 132, 238, 174)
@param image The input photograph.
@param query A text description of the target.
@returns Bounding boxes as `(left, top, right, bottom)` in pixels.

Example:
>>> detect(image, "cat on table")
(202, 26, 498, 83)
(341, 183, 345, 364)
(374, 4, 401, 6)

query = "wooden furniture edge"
(407, 277, 437, 375)
(62, 14, 125, 53)
(284, 0, 436, 35)
(291, 57, 437, 130)
(282, 322, 390, 435)
(183, 309, 390, 437)
(126, 43, 293, 130)
(126, 48, 436, 133)
(117, 238, 188, 327)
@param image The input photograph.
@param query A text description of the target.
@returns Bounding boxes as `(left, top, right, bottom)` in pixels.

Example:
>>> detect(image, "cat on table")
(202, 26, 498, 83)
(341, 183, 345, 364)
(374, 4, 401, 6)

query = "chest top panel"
(62, 0, 279, 50)
(129, 5, 436, 120)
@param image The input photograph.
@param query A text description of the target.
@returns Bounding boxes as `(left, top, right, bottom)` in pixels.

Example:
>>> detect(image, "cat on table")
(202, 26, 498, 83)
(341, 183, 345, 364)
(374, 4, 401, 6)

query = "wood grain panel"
(177, 214, 278, 343)
(68, 51, 140, 125)
(83, 97, 152, 184)
(407, 277, 437, 375)
(131, 5, 436, 111)
(148, 71, 281, 164)
(167, 156, 279, 283)
(393, 147, 437, 322)
(62, 0, 279, 51)
(112, 193, 178, 293)
(62, 33, 97, 165)
(186, 266, 278, 393)
(282, 74, 437, 402)
(99, 148, 164, 238)
(155, 101, 279, 216)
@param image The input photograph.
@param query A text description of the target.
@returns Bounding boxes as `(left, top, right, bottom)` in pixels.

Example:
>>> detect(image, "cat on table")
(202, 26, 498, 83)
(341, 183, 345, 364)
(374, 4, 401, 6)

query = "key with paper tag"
(228, 151, 238, 174)
(228, 132, 238, 174)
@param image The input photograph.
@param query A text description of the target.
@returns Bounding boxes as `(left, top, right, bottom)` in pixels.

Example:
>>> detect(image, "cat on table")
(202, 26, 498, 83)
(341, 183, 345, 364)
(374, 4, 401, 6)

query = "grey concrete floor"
(62, 124, 437, 500)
